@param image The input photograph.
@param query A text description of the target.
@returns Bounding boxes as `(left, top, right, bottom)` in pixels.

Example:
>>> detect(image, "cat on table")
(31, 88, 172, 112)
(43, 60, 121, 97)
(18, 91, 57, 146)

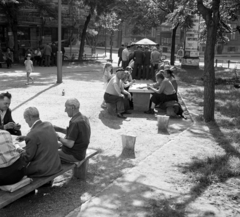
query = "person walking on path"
(24, 54, 34, 85)
(118, 44, 124, 67)
(43, 43, 52, 67)
(5, 48, 13, 68)
(122, 46, 130, 69)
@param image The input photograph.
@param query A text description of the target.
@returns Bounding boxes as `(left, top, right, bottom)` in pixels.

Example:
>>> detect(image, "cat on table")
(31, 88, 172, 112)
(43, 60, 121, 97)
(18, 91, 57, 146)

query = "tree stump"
(120, 135, 136, 159)
(157, 115, 169, 134)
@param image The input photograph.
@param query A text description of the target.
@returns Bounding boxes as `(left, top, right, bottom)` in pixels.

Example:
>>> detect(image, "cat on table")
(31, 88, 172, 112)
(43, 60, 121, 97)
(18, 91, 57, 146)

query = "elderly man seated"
(17, 107, 61, 178)
(104, 68, 132, 119)
(54, 98, 91, 163)
(0, 130, 25, 186)
(0, 92, 21, 135)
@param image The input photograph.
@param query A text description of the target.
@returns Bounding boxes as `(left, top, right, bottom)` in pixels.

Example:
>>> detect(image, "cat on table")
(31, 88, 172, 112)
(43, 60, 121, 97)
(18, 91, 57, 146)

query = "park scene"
(0, 0, 240, 216)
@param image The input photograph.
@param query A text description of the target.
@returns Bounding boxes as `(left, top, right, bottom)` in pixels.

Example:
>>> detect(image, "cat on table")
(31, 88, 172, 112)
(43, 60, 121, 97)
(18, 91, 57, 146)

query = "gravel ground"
(0, 63, 192, 217)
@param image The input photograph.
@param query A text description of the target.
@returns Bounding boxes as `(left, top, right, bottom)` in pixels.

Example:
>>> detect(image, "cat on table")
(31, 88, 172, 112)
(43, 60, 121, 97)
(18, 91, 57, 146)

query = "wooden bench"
(0, 148, 98, 209)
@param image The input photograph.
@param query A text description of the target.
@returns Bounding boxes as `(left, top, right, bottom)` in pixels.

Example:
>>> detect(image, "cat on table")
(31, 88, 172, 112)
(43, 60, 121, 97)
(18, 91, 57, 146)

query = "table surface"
(129, 83, 154, 93)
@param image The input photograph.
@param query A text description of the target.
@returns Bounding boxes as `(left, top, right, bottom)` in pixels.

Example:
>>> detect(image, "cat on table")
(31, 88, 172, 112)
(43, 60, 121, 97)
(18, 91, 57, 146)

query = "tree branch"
(197, 0, 211, 21)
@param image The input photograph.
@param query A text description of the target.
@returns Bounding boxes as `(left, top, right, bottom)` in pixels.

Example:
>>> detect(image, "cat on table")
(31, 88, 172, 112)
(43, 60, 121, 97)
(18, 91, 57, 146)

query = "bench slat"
(0, 149, 98, 209)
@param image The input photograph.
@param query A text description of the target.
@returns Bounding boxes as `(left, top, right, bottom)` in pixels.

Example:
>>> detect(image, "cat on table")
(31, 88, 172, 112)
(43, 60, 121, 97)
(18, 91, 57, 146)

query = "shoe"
(144, 109, 154, 114)
(117, 114, 127, 119)
(122, 111, 131, 115)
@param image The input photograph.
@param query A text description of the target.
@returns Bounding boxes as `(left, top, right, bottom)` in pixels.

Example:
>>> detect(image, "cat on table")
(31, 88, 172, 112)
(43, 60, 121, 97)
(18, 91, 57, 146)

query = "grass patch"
(177, 66, 240, 197)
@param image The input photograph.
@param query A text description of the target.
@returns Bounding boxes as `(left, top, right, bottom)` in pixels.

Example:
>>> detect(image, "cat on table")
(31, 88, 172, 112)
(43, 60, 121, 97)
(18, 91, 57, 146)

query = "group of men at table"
(0, 92, 91, 186)
(103, 66, 178, 119)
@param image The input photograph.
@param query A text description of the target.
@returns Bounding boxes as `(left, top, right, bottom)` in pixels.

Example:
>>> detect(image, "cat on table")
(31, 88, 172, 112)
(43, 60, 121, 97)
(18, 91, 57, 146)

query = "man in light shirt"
(151, 47, 161, 81)
(122, 45, 130, 69)
(17, 107, 61, 178)
(104, 69, 131, 119)
(0, 129, 25, 186)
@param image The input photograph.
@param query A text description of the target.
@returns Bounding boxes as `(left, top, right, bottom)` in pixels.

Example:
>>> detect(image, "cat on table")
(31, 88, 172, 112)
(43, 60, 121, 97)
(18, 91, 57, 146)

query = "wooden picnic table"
(129, 83, 154, 111)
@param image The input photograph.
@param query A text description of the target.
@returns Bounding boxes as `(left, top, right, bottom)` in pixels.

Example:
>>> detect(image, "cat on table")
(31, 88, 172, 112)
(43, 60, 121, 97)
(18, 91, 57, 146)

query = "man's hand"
(4, 122, 15, 130)
(14, 123, 21, 130)
(120, 94, 125, 98)
(16, 136, 26, 142)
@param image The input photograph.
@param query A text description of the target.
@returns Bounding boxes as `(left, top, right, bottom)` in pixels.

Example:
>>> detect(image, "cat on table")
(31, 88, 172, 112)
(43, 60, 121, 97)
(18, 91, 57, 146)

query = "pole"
(57, 0, 62, 83)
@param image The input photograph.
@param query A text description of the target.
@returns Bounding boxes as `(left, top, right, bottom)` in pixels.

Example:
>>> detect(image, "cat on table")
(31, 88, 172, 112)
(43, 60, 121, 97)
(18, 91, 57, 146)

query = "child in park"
(24, 54, 34, 85)
(101, 62, 113, 108)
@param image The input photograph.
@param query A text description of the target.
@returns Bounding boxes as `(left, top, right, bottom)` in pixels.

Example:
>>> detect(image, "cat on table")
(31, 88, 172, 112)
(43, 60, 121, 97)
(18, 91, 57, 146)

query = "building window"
(228, 47, 236, 52)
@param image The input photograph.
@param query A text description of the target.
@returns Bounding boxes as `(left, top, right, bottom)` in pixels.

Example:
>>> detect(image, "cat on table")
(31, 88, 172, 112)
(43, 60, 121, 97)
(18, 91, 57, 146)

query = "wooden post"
(121, 135, 136, 158)
(157, 115, 169, 134)
(73, 159, 89, 181)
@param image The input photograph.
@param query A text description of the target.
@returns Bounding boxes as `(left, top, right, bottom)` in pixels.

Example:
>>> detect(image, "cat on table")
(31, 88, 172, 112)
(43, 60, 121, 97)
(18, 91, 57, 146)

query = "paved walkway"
(65, 114, 229, 217)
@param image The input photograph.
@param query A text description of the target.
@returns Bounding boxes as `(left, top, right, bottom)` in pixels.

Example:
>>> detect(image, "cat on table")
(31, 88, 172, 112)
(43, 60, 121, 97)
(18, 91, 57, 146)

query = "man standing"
(132, 46, 145, 80)
(0, 130, 25, 186)
(118, 44, 124, 67)
(43, 43, 52, 67)
(0, 92, 21, 136)
(55, 98, 91, 162)
(151, 47, 161, 81)
(17, 107, 61, 178)
(122, 45, 130, 69)
(143, 46, 151, 80)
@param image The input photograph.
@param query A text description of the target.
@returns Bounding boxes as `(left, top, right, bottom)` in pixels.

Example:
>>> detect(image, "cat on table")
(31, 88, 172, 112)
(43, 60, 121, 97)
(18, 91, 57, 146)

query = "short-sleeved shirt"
(62, 112, 91, 161)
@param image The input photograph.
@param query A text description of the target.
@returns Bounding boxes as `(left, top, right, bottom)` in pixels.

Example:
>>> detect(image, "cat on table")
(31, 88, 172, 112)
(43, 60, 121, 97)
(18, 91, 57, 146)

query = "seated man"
(17, 107, 61, 178)
(104, 69, 132, 119)
(0, 92, 21, 135)
(54, 98, 91, 162)
(0, 129, 25, 186)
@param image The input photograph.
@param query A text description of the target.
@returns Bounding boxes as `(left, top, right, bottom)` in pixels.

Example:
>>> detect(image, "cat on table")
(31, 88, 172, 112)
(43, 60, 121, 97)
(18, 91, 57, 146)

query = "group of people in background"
(118, 44, 163, 81)
(0, 43, 65, 69)
(24, 43, 65, 67)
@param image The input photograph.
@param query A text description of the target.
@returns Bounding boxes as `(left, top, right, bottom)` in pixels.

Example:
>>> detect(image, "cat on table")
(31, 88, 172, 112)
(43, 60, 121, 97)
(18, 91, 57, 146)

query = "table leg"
(132, 93, 150, 111)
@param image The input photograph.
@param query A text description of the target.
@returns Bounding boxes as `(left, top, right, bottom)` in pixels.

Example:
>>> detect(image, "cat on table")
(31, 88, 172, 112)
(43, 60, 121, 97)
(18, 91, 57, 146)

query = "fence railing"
(215, 59, 240, 68)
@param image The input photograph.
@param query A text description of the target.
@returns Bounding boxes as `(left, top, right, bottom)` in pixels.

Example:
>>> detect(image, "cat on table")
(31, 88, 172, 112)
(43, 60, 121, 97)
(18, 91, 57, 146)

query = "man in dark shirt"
(0, 92, 21, 135)
(132, 46, 145, 80)
(118, 44, 124, 67)
(55, 98, 91, 162)
(143, 46, 151, 80)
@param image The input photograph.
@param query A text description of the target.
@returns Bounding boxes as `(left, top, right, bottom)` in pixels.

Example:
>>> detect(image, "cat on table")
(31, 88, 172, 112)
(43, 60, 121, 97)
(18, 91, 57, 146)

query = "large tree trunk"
(197, 0, 220, 122)
(170, 25, 178, 66)
(203, 23, 218, 122)
(12, 23, 19, 62)
(78, 14, 91, 62)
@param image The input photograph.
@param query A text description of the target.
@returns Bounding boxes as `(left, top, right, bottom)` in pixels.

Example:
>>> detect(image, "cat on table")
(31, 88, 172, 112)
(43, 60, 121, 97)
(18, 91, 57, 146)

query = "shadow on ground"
(0, 153, 135, 217)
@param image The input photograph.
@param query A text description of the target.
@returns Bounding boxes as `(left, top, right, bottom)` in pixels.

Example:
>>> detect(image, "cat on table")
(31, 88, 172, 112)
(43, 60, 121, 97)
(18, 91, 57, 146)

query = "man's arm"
(58, 137, 74, 148)
(54, 125, 67, 134)
(22, 135, 38, 163)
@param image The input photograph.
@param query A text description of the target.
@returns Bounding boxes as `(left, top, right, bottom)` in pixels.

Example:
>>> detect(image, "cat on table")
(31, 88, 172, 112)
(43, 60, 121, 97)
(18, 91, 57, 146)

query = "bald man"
(17, 107, 61, 178)
(54, 98, 91, 162)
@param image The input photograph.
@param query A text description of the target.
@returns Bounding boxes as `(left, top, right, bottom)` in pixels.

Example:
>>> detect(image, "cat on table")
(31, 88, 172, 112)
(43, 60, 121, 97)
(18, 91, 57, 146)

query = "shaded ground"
(0, 63, 192, 217)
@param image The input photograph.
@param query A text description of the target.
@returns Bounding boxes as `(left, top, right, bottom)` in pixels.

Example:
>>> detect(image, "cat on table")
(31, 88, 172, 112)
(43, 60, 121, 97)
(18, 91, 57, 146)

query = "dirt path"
(0, 64, 192, 217)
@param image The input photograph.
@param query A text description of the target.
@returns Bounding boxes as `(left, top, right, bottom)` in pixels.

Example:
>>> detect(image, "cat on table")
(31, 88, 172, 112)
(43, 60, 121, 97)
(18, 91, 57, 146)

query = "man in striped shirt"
(0, 130, 25, 185)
